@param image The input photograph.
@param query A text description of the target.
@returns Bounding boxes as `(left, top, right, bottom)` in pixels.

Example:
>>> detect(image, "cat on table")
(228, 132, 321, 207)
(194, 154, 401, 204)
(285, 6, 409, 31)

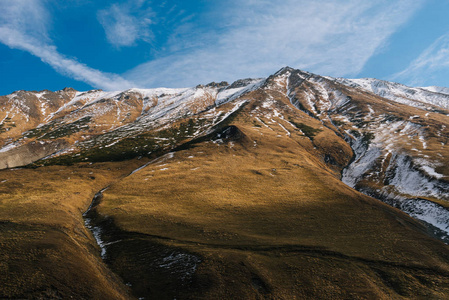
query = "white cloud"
(97, 1, 153, 47)
(392, 33, 449, 86)
(0, 0, 50, 42)
(0, 0, 425, 91)
(125, 0, 422, 88)
(0, 0, 134, 90)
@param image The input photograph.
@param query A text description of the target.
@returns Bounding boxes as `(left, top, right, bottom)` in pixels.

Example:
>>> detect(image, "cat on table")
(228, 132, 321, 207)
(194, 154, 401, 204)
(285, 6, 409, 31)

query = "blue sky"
(1, 0, 449, 95)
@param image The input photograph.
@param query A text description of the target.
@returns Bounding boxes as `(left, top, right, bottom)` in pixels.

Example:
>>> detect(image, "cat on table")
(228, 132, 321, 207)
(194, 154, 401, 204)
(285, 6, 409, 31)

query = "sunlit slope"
(0, 80, 262, 169)
(96, 92, 449, 299)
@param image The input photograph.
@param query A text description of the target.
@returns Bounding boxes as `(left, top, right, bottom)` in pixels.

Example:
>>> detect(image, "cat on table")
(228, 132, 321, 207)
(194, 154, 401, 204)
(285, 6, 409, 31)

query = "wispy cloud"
(97, 0, 154, 47)
(392, 33, 449, 86)
(0, 0, 50, 42)
(0, 0, 425, 91)
(0, 0, 133, 90)
(125, 0, 422, 88)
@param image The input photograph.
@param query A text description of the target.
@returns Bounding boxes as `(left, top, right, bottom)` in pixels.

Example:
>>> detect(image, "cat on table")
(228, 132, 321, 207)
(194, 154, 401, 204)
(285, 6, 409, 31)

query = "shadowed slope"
(0, 161, 147, 299)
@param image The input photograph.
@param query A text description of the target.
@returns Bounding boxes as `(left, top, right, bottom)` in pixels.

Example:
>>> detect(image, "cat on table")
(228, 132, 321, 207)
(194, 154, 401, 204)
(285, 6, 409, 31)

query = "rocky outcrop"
(0, 140, 68, 169)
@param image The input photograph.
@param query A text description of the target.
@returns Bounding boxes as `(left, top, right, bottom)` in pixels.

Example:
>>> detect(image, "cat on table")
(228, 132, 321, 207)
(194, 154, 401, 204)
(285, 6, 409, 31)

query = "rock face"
(0, 140, 68, 169)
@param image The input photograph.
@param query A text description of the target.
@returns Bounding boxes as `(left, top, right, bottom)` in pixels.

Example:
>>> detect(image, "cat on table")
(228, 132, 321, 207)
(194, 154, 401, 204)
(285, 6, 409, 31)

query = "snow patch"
(0, 143, 18, 153)
(216, 79, 264, 105)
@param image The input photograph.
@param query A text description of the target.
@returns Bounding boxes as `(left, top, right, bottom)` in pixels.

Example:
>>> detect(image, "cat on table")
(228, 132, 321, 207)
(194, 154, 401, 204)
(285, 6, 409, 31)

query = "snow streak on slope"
(320, 85, 449, 241)
(344, 146, 449, 243)
(334, 77, 449, 110)
(216, 78, 265, 105)
(265, 70, 449, 242)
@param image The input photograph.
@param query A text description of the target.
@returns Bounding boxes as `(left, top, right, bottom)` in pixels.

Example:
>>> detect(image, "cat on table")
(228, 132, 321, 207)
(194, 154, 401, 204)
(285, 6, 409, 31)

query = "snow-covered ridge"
(52, 87, 190, 116)
(0, 78, 263, 142)
(333, 77, 449, 110)
(421, 86, 449, 96)
(216, 78, 265, 105)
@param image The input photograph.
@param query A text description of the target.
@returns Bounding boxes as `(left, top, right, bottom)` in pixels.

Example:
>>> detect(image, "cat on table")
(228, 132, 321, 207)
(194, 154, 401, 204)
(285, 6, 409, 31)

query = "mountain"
(1, 67, 449, 299)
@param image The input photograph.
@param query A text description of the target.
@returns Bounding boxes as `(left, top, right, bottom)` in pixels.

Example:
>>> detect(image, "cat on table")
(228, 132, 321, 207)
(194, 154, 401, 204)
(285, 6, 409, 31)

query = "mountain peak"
(2, 65, 449, 299)
(273, 66, 295, 76)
